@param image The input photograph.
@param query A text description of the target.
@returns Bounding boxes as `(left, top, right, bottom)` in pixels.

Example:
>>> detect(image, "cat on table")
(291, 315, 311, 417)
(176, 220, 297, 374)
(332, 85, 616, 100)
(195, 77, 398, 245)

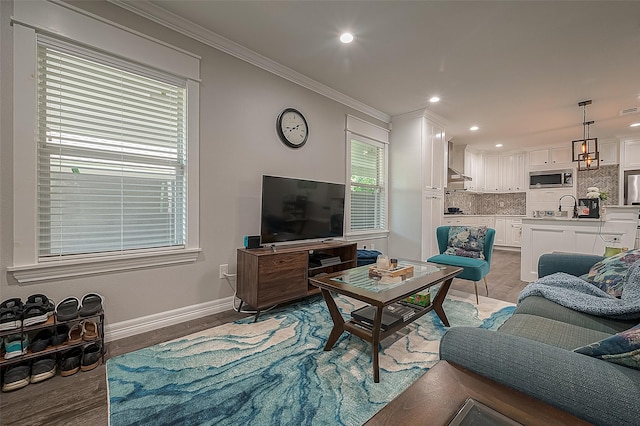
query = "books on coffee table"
(351, 303, 416, 330)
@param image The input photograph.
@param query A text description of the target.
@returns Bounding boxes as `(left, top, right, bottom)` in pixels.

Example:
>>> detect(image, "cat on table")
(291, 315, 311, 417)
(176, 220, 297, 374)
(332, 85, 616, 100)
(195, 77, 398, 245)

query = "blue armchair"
(426, 226, 496, 304)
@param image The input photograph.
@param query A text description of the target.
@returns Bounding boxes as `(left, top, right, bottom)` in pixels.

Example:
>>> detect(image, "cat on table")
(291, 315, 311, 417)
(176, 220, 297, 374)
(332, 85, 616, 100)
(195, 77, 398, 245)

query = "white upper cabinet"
(530, 146, 573, 169)
(484, 155, 501, 192)
(483, 153, 526, 193)
(622, 140, 640, 169)
(551, 146, 572, 164)
(464, 148, 484, 192)
(529, 149, 550, 167)
(513, 153, 527, 191)
(598, 140, 618, 165)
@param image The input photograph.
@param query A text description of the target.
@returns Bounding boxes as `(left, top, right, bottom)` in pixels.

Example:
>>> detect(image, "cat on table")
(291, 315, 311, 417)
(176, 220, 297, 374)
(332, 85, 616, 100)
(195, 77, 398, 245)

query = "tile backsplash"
(444, 191, 526, 215)
(576, 165, 619, 205)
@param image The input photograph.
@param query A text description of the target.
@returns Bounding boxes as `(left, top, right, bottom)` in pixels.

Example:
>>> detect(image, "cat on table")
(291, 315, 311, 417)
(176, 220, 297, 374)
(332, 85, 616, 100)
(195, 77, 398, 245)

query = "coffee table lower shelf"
(344, 303, 439, 343)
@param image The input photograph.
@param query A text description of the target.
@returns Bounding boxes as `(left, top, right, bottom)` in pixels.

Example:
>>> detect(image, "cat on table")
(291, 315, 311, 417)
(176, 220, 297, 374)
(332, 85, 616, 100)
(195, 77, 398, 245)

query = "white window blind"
(349, 138, 386, 231)
(37, 36, 187, 259)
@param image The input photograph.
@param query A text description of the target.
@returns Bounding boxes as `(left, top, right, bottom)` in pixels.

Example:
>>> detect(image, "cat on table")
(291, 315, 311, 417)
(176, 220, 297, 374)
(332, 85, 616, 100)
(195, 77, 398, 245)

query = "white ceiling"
(129, 1, 640, 152)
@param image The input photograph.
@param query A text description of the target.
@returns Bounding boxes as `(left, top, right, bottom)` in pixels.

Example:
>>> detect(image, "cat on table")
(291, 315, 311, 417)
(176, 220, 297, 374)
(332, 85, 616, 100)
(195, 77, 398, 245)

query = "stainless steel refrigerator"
(624, 170, 640, 205)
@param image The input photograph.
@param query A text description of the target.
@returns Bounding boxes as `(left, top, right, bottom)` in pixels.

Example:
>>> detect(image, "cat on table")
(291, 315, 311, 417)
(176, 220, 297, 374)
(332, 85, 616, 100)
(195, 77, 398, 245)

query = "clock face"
(277, 108, 308, 148)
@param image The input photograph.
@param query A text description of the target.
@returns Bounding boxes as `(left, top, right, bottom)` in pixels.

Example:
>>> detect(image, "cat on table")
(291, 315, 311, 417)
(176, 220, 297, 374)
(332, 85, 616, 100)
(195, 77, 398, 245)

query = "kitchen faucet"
(559, 195, 578, 218)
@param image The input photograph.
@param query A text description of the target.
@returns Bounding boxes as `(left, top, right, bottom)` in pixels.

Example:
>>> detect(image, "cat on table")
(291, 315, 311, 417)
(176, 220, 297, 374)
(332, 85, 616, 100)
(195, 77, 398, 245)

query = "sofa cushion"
(444, 226, 487, 259)
(574, 323, 640, 370)
(498, 313, 613, 350)
(582, 249, 640, 298)
(515, 296, 637, 334)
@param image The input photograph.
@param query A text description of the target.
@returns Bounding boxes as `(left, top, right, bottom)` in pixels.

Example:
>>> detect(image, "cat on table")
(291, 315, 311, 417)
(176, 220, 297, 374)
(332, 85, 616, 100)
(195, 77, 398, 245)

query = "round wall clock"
(276, 108, 309, 148)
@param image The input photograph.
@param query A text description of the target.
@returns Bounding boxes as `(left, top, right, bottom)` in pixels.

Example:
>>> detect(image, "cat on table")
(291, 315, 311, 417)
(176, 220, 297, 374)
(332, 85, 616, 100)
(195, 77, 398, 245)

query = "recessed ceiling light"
(470, 126, 479, 131)
(630, 122, 640, 127)
(340, 33, 354, 44)
(496, 144, 503, 147)
(429, 96, 440, 103)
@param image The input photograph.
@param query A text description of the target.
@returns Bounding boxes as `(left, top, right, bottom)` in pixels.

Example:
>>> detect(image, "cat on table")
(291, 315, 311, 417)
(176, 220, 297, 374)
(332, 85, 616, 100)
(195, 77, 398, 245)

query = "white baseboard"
(104, 296, 234, 342)
(494, 246, 521, 253)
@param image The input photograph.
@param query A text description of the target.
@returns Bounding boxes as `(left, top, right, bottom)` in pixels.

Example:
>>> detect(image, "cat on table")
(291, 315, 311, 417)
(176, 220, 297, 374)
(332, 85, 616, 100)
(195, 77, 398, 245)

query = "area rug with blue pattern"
(107, 289, 514, 426)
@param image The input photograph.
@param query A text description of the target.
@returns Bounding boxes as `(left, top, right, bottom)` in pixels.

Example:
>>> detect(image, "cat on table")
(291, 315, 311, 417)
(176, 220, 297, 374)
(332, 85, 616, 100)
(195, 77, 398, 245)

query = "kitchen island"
(520, 206, 639, 282)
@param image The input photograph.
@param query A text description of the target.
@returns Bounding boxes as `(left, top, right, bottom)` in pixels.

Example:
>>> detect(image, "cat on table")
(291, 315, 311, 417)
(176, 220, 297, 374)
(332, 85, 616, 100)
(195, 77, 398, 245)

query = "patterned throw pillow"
(574, 323, 640, 370)
(444, 226, 487, 259)
(583, 249, 640, 298)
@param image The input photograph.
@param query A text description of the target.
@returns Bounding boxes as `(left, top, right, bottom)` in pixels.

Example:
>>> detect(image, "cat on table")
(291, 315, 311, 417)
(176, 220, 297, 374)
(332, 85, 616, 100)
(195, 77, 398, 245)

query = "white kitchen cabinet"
(477, 216, 495, 227)
(529, 146, 573, 169)
(493, 218, 506, 245)
(500, 155, 514, 192)
(389, 110, 446, 260)
(598, 140, 618, 165)
(494, 217, 522, 248)
(508, 219, 522, 247)
(484, 155, 501, 192)
(512, 153, 527, 191)
(623, 140, 640, 169)
(529, 149, 550, 167)
(464, 149, 484, 192)
(484, 153, 526, 193)
(500, 154, 526, 192)
(442, 215, 494, 227)
(551, 146, 572, 164)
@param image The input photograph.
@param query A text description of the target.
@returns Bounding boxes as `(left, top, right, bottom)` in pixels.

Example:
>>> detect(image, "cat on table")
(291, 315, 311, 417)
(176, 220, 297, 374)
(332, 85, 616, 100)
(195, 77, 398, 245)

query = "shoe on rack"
(55, 297, 80, 322)
(82, 320, 99, 341)
(60, 347, 82, 377)
(1, 364, 30, 392)
(79, 293, 104, 317)
(81, 343, 102, 372)
(0, 298, 23, 331)
(23, 294, 54, 327)
(30, 357, 57, 384)
(4, 334, 29, 360)
(68, 323, 82, 344)
(50, 324, 70, 347)
(30, 329, 53, 353)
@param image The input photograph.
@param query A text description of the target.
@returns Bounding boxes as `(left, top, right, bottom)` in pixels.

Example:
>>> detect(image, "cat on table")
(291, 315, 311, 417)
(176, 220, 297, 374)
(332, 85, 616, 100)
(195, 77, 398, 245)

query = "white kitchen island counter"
(520, 206, 639, 282)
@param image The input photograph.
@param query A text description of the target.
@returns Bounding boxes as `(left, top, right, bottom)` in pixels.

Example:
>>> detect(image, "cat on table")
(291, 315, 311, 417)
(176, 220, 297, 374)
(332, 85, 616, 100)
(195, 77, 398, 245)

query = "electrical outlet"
(219, 264, 229, 279)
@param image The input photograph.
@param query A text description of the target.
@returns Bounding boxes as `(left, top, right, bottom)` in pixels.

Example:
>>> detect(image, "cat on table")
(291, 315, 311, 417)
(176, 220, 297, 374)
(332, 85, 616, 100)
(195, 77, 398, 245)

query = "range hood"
(446, 141, 472, 190)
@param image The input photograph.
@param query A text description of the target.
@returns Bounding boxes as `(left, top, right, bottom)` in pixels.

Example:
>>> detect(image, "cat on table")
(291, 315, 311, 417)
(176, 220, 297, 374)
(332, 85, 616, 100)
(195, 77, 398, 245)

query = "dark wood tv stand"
(236, 241, 357, 320)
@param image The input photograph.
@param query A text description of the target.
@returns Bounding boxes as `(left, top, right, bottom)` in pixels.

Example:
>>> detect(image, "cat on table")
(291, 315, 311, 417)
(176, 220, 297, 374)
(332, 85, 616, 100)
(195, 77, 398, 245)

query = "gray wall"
(0, 1, 388, 329)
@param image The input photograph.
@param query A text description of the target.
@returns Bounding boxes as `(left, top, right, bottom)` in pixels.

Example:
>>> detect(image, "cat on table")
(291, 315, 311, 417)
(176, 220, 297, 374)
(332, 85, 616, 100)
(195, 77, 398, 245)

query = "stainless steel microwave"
(529, 170, 573, 188)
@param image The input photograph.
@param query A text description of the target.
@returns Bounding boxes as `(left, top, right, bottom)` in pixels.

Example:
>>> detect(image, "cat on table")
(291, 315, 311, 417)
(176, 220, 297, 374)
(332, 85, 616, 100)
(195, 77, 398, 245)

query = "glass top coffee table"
(309, 259, 462, 383)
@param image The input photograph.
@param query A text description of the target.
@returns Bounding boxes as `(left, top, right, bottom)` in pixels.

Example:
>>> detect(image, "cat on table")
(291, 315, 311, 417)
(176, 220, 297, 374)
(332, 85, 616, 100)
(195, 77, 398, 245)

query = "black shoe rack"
(0, 310, 105, 385)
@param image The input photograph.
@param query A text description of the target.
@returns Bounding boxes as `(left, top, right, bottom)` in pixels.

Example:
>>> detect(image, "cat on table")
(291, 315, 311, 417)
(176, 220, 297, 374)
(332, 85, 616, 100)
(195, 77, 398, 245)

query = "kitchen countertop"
(442, 214, 526, 217)
(523, 217, 603, 222)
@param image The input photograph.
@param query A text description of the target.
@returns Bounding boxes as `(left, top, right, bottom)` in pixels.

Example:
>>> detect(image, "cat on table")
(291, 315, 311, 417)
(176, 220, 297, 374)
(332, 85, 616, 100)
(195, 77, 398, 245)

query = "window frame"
(8, 2, 201, 283)
(345, 116, 390, 239)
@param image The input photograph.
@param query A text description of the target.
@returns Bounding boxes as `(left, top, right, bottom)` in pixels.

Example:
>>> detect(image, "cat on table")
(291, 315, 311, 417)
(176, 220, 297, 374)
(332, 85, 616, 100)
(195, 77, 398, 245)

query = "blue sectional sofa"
(439, 252, 640, 426)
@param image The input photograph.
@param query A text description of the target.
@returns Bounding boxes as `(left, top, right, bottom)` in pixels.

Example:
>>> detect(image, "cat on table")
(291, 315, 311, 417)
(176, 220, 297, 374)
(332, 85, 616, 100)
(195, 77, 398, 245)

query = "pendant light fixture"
(572, 100, 599, 171)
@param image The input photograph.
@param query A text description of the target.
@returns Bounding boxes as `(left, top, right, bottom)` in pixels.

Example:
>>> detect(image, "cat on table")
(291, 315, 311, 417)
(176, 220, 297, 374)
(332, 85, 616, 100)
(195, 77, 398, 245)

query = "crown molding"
(391, 108, 448, 127)
(108, 0, 391, 124)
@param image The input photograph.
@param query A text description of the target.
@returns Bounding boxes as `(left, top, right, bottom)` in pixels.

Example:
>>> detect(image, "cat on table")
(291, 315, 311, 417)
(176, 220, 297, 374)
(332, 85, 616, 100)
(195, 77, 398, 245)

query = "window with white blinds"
(349, 137, 387, 232)
(37, 36, 187, 259)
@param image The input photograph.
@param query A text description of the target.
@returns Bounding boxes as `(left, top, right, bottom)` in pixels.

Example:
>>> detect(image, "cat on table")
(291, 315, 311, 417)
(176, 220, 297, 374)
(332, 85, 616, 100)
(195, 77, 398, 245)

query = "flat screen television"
(261, 175, 345, 244)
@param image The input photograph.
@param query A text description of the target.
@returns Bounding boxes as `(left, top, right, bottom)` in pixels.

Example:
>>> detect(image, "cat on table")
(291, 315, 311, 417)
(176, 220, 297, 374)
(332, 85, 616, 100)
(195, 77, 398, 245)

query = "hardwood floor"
(0, 249, 528, 426)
